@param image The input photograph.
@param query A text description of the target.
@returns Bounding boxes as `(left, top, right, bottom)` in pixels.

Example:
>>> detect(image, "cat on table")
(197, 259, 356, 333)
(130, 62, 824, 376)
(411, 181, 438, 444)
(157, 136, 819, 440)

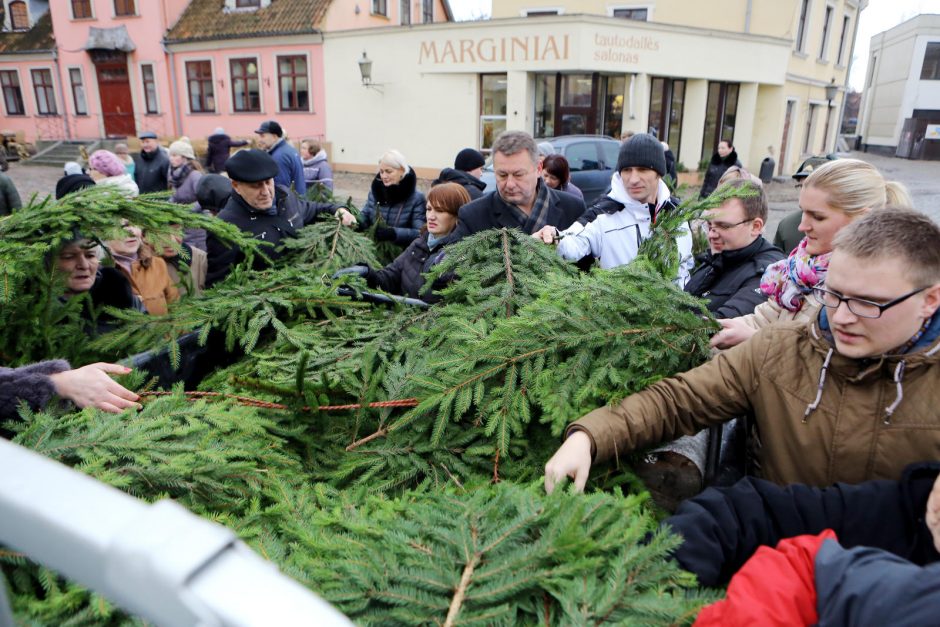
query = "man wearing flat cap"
(133, 131, 170, 193)
(254, 120, 306, 195)
(205, 149, 354, 286)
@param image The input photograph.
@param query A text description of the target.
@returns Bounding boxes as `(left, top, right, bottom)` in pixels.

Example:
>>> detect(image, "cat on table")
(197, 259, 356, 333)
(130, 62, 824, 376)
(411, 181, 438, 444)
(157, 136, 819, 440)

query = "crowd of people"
(3, 118, 939, 621)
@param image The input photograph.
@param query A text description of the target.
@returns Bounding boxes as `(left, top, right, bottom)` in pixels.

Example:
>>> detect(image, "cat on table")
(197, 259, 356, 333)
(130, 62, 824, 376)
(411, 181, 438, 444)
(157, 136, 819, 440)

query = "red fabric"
(693, 529, 837, 627)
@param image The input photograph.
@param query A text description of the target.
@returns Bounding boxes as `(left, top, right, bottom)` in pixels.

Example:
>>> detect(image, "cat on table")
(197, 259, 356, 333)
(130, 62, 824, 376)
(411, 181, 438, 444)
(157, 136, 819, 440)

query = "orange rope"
(137, 390, 418, 412)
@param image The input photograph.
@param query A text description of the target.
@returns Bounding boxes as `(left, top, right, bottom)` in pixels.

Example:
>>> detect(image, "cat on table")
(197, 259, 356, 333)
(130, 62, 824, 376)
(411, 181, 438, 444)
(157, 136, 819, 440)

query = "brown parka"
(570, 318, 940, 487)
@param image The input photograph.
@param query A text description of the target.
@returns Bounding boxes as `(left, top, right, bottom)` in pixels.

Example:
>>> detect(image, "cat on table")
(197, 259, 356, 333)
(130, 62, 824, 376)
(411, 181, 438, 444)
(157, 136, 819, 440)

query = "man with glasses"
(544, 208, 940, 494)
(684, 179, 784, 318)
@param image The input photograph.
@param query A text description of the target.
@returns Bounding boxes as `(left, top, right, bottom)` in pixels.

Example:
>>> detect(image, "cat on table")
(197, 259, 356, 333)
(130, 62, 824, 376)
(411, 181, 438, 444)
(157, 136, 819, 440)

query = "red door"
(92, 51, 135, 138)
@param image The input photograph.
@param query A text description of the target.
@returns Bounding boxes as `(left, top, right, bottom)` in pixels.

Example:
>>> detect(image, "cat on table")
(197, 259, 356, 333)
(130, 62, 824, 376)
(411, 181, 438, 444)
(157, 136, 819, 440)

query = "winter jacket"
(699, 150, 742, 198)
(557, 177, 693, 284)
(366, 232, 454, 302)
(664, 462, 940, 588)
(302, 150, 334, 192)
(205, 185, 338, 286)
(773, 209, 804, 256)
(165, 244, 207, 297)
(558, 180, 583, 201)
(664, 149, 678, 185)
(360, 168, 427, 246)
(133, 147, 170, 194)
(120, 247, 179, 316)
(0, 171, 22, 216)
(433, 168, 486, 200)
(569, 311, 940, 488)
(268, 139, 306, 195)
(97, 173, 139, 198)
(169, 164, 203, 206)
(684, 237, 784, 318)
(0, 360, 70, 422)
(694, 529, 940, 627)
(205, 133, 248, 174)
(451, 179, 585, 240)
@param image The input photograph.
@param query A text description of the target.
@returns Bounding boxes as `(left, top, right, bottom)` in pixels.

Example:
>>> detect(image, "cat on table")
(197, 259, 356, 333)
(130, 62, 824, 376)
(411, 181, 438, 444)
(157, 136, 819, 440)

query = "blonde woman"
(711, 158, 911, 349)
(359, 149, 426, 248)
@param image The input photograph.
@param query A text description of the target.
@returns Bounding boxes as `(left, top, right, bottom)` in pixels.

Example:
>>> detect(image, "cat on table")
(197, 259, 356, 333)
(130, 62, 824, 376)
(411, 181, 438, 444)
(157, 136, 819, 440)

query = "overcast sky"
(447, 0, 939, 91)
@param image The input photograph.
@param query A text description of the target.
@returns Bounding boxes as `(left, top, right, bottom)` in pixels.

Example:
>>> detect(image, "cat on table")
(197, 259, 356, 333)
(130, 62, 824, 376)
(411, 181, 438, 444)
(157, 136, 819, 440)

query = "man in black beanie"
(432, 147, 487, 200)
(204, 149, 351, 286)
(533, 133, 692, 282)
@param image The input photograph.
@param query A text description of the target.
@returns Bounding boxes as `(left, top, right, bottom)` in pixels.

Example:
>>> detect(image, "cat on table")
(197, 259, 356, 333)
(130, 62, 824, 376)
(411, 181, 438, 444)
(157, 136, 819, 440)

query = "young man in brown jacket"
(545, 208, 940, 493)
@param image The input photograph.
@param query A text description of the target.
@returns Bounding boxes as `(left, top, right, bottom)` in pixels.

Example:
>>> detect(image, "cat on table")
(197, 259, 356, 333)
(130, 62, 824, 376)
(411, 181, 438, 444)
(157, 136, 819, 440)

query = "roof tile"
(166, 0, 330, 44)
(0, 11, 54, 55)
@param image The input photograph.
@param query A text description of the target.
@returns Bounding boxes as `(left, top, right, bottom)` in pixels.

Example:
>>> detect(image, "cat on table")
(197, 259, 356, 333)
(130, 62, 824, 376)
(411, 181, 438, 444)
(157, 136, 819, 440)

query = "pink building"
(0, 0, 452, 144)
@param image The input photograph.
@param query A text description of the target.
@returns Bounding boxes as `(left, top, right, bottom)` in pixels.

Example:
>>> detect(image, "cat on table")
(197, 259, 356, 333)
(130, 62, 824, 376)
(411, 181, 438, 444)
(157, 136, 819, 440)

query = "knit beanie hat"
(63, 161, 84, 176)
(453, 148, 485, 172)
(88, 150, 126, 178)
(616, 133, 666, 176)
(55, 173, 96, 199)
(169, 140, 195, 160)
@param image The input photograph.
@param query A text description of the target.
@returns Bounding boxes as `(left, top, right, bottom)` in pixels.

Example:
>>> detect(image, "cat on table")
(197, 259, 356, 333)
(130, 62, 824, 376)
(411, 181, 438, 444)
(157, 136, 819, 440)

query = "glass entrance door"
(556, 73, 596, 135)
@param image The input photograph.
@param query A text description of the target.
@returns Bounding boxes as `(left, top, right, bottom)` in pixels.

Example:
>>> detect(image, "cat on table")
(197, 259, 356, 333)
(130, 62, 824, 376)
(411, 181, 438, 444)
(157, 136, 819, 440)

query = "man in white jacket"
(533, 133, 693, 286)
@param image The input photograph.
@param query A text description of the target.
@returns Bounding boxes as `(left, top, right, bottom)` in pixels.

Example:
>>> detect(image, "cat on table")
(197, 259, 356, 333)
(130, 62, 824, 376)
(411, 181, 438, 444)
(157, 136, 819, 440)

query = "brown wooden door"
(94, 54, 135, 138)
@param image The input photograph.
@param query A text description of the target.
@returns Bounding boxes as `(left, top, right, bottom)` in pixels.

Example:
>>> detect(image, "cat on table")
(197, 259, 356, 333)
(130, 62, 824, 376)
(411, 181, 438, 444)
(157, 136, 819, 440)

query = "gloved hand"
(374, 226, 397, 242)
(331, 265, 370, 280)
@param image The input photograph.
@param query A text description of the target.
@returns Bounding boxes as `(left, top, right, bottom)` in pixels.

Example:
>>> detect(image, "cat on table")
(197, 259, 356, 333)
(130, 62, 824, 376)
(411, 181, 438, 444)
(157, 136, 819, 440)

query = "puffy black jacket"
(432, 168, 487, 200)
(699, 150, 742, 198)
(205, 185, 337, 286)
(684, 236, 784, 318)
(133, 147, 170, 194)
(451, 181, 585, 240)
(662, 462, 940, 587)
(366, 232, 453, 303)
(360, 168, 427, 247)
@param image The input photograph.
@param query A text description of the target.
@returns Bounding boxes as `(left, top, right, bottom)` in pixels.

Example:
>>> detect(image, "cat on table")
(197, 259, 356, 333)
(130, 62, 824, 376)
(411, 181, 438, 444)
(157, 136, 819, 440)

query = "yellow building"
(324, 0, 864, 177)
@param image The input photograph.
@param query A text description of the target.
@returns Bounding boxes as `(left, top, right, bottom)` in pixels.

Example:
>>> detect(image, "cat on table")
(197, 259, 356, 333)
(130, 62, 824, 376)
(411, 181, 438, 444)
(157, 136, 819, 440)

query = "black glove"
(331, 265, 370, 280)
(375, 226, 397, 242)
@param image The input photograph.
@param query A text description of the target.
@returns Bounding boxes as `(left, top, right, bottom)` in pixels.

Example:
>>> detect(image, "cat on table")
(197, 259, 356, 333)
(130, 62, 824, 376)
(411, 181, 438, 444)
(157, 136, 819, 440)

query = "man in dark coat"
(684, 179, 784, 318)
(433, 147, 487, 200)
(205, 127, 248, 174)
(132, 131, 170, 193)
(254, 120, 306, 195)
(699, 139, 742, 198)
(205, 149, 341, 286)
(451, 131, 585, 239)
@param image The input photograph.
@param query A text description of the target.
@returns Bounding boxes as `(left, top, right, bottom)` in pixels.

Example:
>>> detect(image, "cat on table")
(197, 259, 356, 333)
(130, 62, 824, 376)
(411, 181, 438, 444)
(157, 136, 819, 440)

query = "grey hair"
(379, 149, 409, 173)
(492, 130, 539, 165)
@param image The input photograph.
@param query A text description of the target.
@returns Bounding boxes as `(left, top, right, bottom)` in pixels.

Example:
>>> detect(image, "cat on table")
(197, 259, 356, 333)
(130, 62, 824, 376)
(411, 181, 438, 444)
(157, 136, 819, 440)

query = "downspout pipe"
(52, 48, 73, 140)
(163, 40, 182, 138)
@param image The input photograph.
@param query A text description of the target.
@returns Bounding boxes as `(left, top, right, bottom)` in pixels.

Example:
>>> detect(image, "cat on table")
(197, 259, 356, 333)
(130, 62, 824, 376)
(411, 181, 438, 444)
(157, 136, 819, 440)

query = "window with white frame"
(114, 0, 136, 16)
(610, 6, 649, 20)
(185, 60, 215, 113)
(141, 63, 158, 113)
(819, 4, 833, 61)
(0, 70, 25, 115)
(31, 69, 57, 115)
(525, 9, 561, 16)
(372, 0, 387, 16)
(68, 68, 87, 115)
(400, 0, 410, 24)
(277, 55, 308, 111)
(795, 0, 811, 53)
(422, 0, 432, 22)
(922, 43, 940, 80)
(9, 1, 28, 30)
(836, 15, 850, 65)
(230, 57, 260, 112)
(71, 0, 93, 19)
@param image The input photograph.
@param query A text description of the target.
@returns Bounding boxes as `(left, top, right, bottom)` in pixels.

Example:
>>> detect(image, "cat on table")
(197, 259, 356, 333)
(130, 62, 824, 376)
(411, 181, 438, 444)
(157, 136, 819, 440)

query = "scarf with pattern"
(760, 238, 830, 312)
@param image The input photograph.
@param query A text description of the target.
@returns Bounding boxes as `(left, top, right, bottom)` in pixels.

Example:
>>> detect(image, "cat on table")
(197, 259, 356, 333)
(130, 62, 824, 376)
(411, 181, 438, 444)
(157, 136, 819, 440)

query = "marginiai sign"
(418, 35, 571, 65)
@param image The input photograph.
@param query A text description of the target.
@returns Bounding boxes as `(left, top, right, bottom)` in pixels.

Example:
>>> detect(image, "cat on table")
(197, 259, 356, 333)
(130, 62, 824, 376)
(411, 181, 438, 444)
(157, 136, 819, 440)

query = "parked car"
(481, 135, 621, 206)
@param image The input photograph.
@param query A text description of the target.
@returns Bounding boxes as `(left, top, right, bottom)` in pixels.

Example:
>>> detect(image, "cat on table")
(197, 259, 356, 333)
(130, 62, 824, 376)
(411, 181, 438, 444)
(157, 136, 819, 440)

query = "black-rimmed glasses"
(812, 286, 929, 319)
(704, 218, 754, 232)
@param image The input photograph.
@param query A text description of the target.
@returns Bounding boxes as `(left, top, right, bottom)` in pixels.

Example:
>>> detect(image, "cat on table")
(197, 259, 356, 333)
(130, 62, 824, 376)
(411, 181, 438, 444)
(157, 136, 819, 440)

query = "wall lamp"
(357, 51, 383, 92)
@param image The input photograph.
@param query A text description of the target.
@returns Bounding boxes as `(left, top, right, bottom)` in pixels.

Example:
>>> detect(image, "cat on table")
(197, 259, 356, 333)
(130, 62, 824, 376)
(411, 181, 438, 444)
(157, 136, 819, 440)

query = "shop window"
(921, 43, 940, 80)
(278, 55, 308, 111)
(69, 68, 87, 116)
(836, 15, 850, 65)
(802, 104, 819, 155)
(141, 64, 158, 113)
(231, 58, 260, 113)
(114, 0, 136, 16)
(480, 74, 507, 154)
(701, 82, 738, 161)
(599, 75, 625, 139)
(795, 0, 810, 53)
(9, 1, 28, 30)
(534, 74, 557, 137)
(819, 5, 833, 61)
(648, 77, 685, 156)
(611, 7, 648, 21)
(400, 0, 410, 24)
(372, 0, 387, 16)
(31, 69, 57, 115)
(422, 0, 433, 22)
(186, 61, 215, 113)
(71, 0, 92, 19)
(0, 70, 24, 115)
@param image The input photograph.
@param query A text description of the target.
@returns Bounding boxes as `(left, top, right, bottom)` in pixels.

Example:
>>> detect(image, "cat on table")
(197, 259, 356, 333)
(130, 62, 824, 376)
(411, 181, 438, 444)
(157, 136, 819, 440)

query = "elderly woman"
(88, 150, 139, 197)
(541, 154, 583, 200)
(168, 139, 203, 206)
(359, 149, 426, 248)
(364, 182, 469, 303)
(106, 223, 179, 315)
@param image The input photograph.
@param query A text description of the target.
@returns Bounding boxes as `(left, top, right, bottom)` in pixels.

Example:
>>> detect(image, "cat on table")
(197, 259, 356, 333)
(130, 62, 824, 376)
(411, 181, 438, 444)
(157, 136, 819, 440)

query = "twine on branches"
(137, 390, 418, 412)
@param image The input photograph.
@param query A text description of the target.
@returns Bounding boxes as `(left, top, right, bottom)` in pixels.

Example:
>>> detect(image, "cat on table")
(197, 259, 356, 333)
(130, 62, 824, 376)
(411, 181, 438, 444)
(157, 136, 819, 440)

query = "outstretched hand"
(337, 207, 358, 227)
(544, 430, 593, 494)
(709, 317, 757, 350)
(49, 363, 141, 414)
(531, 225, 559, 245)
(926, 473, 940, 553)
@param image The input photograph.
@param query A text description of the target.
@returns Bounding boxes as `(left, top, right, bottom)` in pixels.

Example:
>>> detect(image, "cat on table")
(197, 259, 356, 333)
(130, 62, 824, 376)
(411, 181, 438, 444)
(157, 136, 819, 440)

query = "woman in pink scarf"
(711, 159, 910, 349)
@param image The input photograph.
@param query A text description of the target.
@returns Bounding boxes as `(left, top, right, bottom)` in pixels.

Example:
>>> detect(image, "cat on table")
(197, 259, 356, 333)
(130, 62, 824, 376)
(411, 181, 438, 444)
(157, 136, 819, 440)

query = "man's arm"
(556, 218, 601, 262)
